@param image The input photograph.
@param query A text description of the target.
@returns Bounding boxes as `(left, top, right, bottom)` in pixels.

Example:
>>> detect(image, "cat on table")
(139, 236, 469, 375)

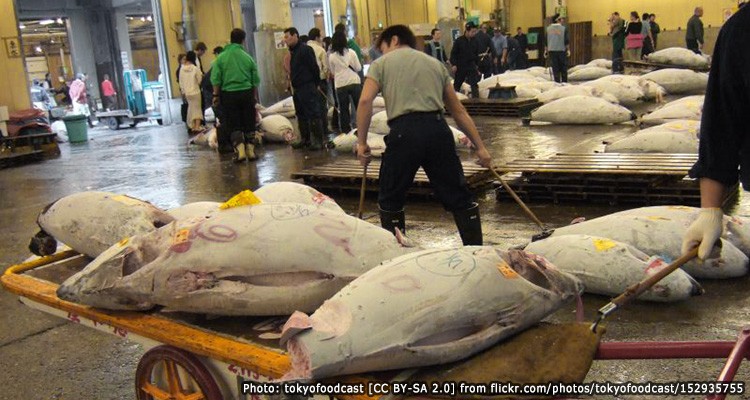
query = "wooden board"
(291, 159, 492, 196)
(496, 153, 698, 176)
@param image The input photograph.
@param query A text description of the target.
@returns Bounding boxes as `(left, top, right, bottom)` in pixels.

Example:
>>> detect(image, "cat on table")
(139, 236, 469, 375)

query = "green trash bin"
(63, 114, 89, 143)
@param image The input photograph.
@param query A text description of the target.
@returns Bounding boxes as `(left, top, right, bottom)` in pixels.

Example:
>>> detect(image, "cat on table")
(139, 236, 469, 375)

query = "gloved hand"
(682, 208, 724, 259)
(566, 49, 571, 57)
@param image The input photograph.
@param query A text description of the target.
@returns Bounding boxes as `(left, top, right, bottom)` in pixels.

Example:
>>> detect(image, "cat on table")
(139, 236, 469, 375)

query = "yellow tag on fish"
(111, 195, 143, 206)
(497, 261, 519, 279)
(219, 190, 262, 210)
(173, 229, 190, 245)
(593, 238, 617, 252)
(117, 237, 129, 247)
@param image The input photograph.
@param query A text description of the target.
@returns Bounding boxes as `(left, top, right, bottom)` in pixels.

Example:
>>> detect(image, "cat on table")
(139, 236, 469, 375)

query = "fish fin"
(394, 228, 419, 248)
(280, 311, 312, 346)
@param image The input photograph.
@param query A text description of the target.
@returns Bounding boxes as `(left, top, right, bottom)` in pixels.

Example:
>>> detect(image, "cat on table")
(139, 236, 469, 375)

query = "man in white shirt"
(308, 28, 331, 135)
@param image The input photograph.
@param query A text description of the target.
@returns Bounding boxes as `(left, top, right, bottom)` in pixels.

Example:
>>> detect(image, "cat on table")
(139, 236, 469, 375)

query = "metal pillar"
(254, 0, 292, 106)
(436, 0, 462, 58)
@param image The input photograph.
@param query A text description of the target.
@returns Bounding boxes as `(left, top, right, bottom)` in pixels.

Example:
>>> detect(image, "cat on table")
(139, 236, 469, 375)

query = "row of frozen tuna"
(33, 185, 748, 379)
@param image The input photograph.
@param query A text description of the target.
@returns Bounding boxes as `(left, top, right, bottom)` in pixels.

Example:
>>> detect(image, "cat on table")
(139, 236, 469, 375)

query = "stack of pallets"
(493, 153, 734, 206)
(291, 159, 491, 197)
(448, 98, 542, 117)
(0, 132, 59, 168)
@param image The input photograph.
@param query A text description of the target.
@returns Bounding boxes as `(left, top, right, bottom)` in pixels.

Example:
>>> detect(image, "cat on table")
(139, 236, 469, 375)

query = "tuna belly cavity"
(226, 271, 336, 287)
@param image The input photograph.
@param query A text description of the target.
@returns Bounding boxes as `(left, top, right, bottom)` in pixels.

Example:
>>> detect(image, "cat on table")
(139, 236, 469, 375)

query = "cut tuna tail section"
(29, 230, 57, 256)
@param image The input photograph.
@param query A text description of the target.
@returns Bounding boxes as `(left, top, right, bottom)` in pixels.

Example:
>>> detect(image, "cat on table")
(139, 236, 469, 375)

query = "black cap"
(465, 21, 477, 29)
(552, 13, 561, 22)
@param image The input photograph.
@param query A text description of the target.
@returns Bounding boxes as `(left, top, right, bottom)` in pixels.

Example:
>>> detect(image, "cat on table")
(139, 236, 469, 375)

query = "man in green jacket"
(609, 12, 626, 73)
(686, 7, 704, 54)
(211, 28, 261, 162)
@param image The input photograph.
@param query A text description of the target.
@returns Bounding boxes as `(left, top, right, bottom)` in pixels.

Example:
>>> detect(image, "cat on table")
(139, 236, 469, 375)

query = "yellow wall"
(509, 0, 543, 31)
(566, 0, 737, 35)
(159, 0, 241, 98)
(0, 0, 30, 112)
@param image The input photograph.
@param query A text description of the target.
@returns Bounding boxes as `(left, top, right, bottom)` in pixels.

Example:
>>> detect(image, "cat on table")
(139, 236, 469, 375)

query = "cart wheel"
(130, 121, 138, 128)
(108, 117, 120, 130)
(135, 345, 222, 400)
(157, 119, 164, 126)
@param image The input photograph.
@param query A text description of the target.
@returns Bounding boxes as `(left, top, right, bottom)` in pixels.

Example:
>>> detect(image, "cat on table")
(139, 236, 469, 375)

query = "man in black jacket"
(284, 27, 324, 150)
(474, 24, 495, 79)
(450, 22, 479, 98)
(514, 27, 528, 69)
(682, 5, 750, 259)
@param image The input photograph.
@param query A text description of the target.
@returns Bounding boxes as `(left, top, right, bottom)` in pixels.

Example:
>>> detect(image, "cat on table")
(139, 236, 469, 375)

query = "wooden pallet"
(448, 98, 542, 117)
(0, 132, 59, 168)
(623, 60, 710, 72)
(0, 149, 44, 169)
(494, 153, 712, 206)
(291, 159, 491, 196)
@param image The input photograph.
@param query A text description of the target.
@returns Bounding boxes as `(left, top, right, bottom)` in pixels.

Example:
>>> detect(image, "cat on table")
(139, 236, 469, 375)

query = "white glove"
(682, 208, 724, 259)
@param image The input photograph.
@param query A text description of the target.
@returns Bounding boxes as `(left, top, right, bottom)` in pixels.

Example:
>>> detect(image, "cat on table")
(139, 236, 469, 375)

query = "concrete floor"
(1, 113, 749, 399)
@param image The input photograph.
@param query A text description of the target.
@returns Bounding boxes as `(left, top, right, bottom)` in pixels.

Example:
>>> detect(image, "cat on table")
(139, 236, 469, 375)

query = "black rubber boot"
(309, 118, 324, 150)
(452, 203, 483, 246)
(379, 208, 405, 236)
(292, 120, 311, 149)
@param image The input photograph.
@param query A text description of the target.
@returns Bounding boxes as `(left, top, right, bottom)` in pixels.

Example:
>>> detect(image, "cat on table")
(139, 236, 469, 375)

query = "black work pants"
(220, 89, 255, 144)
(612, 46, 624, 73)
(453, 66, 479, 98)
(292, 82, 322, 122)
(686, 39, 701, 54)
(549, 51, 568, 83)
(378, 112, 474, 213)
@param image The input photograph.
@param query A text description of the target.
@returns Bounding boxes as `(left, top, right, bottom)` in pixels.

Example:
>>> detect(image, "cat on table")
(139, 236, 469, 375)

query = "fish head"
(505, 249, 584, 300)
(56, 236, 156, 310)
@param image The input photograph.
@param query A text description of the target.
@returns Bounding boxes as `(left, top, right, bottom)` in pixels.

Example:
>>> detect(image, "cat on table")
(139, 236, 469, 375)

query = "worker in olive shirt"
(356, 25, 492, 246)
(285, 27, 325, 150)
(211, 28, 261, 162)
(682, 5, 750, 259)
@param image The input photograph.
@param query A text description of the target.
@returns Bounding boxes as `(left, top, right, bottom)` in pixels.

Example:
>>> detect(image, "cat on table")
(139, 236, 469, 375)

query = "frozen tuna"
(30, 191, 174, 258)
(167, 201, 221, 221)
(525, 234, 703, 302)
(56, 203, 414, 314)
(259, 97, 296, 118)
(536, 85, 618, 104)
(259, 115, 296, 143)
(604, 120, 700, 153)
(254, 182, 345, 213)
(641, 95, 704, 125)
(280, 247, 582, 379)
(642, 69, 708, 94)
(551, 213, 749, 279)
(530, 96, 636, 125)
(582, 75, 646, 106)
(568, 67, 612, 81)
(645, 47, 710, 69)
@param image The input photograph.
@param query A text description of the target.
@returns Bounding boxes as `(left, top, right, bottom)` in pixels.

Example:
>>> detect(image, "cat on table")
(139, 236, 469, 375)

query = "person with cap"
(284, 27, 325, 150)
(450, 21, 480, 98)
(504, 32, 522, 71)
(682, 4, 750, 260)
(211, 28, 261, 162)
(544, 14, 570, 83)
(514, 27, 529, 69)
(356, 24, 492, 246)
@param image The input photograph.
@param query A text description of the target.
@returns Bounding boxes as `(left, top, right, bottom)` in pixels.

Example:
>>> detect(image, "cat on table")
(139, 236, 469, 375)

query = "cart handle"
(3, 250, 80, 276)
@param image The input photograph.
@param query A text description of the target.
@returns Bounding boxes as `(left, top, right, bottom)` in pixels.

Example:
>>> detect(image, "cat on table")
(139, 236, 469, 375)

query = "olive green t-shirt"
(366, 47, 451, 120)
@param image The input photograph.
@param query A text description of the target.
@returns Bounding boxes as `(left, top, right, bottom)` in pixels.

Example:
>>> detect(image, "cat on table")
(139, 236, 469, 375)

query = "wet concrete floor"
(1, 109, 749, 399)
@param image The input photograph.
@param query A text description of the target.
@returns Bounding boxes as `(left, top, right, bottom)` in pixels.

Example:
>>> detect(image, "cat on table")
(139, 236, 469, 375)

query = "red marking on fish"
(381, 274, 422, 292)
(313, 222, 354, 256)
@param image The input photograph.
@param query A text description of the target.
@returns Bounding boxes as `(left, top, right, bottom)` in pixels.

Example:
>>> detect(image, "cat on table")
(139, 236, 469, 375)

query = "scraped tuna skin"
(32, 191, 174, 258)
(525, 234, 703, 302)
(551, 208, 750, 279)
(280, 247, 582, 380)
(57, 202, 416, 315)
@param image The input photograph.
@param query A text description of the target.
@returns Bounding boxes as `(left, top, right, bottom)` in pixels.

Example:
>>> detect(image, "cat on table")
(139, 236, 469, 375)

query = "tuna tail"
(689, 276, 705, 297)
(29, 230, 57, 256)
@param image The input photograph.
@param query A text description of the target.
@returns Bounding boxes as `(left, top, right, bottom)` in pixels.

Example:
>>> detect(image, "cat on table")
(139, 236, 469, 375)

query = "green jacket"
(210, 43, 260, 92)
(348, 38, 363, 62)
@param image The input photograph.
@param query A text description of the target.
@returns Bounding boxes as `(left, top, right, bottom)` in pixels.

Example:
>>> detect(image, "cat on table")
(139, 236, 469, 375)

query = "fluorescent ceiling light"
(56, 17, 63, 24)
(140, 16, 145, 21)
(146, 15, 152, 21)
(35, 46, 42, 52)
(39, 19, 55, 25)
(19, 24, 25, 29)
